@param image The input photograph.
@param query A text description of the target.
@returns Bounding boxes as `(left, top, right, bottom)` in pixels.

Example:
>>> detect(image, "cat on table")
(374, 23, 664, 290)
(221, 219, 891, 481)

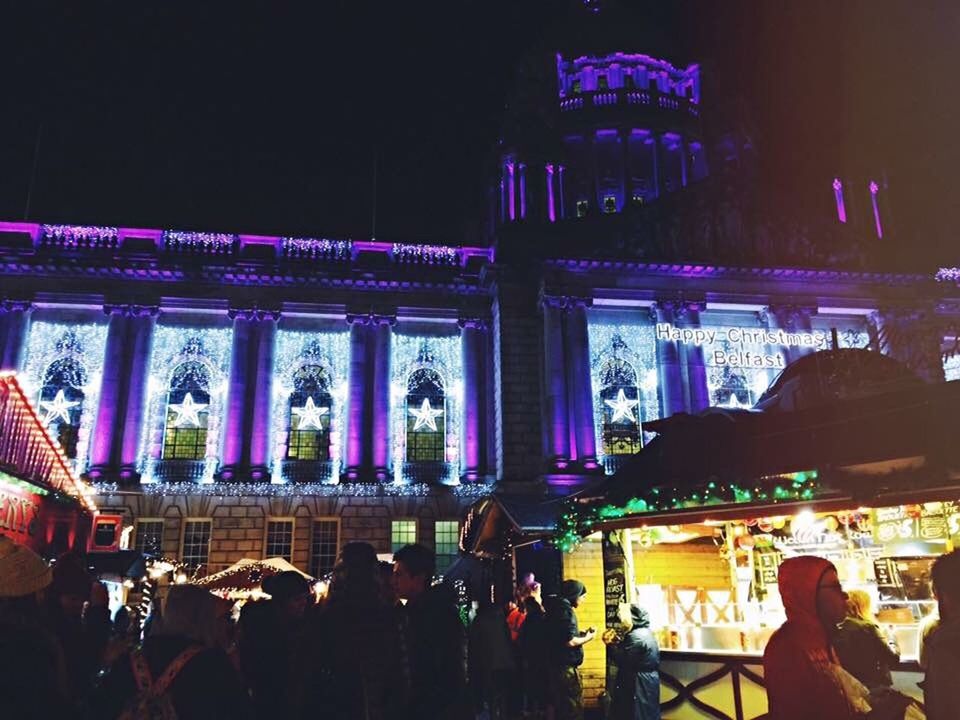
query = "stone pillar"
(220, 309, 256, 480)
(88, 306, 131, 479)
(618, 128, 630, 208)
(565, 298, 601, 472)
(558, 165, 566, 219)
(650, 133, 661, 199)
(118, 306, 159, 484)
(0, 300, 32, 372)
(680, 137, 689, 188)
(343, 314, 372, 480)
(654, 302, 685, 417)
(371, 314, 394, 481)
(676, 301, 709, 412)
(459, 316, 486, 481)
(542, 296, 570, 470)
(249, 311, 279, 482)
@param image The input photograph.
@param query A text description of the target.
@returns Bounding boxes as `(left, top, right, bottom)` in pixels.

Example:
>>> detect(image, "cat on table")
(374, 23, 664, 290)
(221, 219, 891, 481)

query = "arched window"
(709, 366, 752, 409)
(405, 368, 445, 462)
(599, 357, 642, 456)
(39, 358, 87, 459)
(162, 362, 211, 460)
(287, 365, 332, 461)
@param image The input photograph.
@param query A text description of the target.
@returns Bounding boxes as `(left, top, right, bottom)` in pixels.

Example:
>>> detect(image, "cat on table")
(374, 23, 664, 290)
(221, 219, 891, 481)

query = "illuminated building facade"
(0, 9, 958, 582)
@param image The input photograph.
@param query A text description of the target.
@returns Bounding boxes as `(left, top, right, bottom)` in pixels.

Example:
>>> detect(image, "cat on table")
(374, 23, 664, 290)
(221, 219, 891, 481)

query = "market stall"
(0, 372, 97, 555)
(557, 355, 960, 718)
(194, 557, 315, 602)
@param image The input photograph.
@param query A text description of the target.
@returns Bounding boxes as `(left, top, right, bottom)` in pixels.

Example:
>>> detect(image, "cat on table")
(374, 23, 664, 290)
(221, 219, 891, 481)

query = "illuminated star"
(291, 396, 329, 430)
(168, 392, 208, 427)
(604, 389, 638, 424)
(409, 398, 443, 431)
(40, 390, 79, 426)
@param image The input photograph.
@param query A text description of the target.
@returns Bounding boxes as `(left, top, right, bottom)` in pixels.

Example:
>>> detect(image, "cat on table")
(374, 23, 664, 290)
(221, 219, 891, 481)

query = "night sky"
(2, 1, 958, 264)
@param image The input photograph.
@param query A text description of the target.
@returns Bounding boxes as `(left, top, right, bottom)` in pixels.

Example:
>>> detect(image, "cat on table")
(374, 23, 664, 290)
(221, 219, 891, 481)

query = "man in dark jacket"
(543, 579, 596, 720)
(925, 550, 960, 720)
(604, 604, 660, 720)
(393, 543, 468, 719)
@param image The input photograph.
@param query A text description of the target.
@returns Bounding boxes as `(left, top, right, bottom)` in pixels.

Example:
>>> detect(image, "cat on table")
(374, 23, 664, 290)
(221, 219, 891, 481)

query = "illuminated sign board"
(0, 471, 44, 544)
(656, 323, 829, 369)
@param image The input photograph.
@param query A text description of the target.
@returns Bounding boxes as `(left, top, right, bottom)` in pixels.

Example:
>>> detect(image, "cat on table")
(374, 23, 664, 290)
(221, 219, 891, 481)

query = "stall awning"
(461, 494, 564, 558)
(85, 550, 148, 582)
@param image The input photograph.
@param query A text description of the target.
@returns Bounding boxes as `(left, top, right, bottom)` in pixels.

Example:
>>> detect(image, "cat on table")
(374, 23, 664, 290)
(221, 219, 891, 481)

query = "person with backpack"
(89, 584, 252, 720)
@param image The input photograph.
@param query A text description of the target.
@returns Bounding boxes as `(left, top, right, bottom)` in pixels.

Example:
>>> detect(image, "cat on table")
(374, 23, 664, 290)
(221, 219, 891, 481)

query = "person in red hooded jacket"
(763, 556, 865, 720)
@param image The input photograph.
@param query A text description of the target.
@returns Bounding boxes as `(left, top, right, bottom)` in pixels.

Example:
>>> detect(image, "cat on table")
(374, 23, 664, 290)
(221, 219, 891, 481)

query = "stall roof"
(461, 494, 565, 557)
(600, 353, 960, 516)
(0, 373, 97, 513)
(85, 550, 147, 582)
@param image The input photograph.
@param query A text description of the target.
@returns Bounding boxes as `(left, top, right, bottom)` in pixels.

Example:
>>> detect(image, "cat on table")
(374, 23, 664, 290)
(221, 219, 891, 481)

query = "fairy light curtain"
(391, 331, 462, 481)
(20, 321, 109, 473)
(272, 331, 349, 480)
(140, 327, 232, 483)
(588, 318, 660, 466)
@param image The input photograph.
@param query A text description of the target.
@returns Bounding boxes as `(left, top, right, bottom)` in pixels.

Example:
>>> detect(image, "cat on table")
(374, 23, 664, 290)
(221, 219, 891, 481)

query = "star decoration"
(604, 389, 638, 423)
(409, 398, 443, 431)
(40, 390, 79, 427)
(723, 394, 745, 409)
(291, 396, 329, 430)
(168, 392, 208, 427)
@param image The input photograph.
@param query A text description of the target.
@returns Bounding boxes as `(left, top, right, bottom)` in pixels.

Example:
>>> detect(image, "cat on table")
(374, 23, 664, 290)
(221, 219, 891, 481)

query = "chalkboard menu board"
(873, 558, 903, 601)
(602, 531, 628, 630)
(873, 503, 958, 545)
(754, 548, 782, 594)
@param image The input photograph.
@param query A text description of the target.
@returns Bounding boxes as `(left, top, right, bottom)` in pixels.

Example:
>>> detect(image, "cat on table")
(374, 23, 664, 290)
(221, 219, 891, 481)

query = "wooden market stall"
(0, 372, 97, 555)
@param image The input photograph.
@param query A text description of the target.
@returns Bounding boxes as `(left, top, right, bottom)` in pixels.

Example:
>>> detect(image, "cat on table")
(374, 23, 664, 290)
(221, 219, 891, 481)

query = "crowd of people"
(763, 551, 960, 720)
(0, 536, 656, 720)
(2, 530, 957, 720)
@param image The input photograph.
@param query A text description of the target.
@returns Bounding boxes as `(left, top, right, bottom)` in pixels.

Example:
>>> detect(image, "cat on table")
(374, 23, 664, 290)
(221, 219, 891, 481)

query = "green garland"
(553, 470, 819, 552)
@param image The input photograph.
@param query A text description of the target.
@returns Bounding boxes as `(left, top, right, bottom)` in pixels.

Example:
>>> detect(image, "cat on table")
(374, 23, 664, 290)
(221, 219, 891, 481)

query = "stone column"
(249, 311, 279, 482)
(618, 128, 630, 208)
(220, 309, 256, 480)
(680, 137, 689, 188)
(558, 165, 566, 219)
(542, 296, 570, 470)
(565, 298, 601, 472)
(88, 306, 131, 480)
(654, 302, 685, 417)
(676, 301, 709, 412)
(118, 306, 159, 484)
(650, 133, 661, 199)
(545, 164, 557, 222)
(343, 313, 372, 480)
(0, 300, 32, 372)
(371, 314, 394, 481)
(459, 316, 486, 481)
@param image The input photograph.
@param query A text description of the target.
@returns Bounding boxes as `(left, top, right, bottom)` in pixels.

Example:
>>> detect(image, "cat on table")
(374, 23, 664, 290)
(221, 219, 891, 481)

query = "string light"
(553, 470, 820, 552)
(93, 480, 490, 498)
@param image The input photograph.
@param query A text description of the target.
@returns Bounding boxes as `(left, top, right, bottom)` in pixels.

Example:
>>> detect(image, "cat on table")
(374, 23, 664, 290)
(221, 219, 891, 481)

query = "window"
(576, 199, 589, 218)
(162, 362, 211, 460)
(392, 520, 417, 554)
(405, 368, 445, 462)
(572, 78, 582, 94)
(310, 519, 339, 578)
(181, 520, 211, 571)
(38, 357, 87, 459)
(135, 520, 165, 556)
(599, 357, 642, 456)
(287, 365, 332, 461)
(597, 74, 608, 91)
(603, 195, 617, 214)
(266, 519, 294, 562)
(435, 521, 459, 575)
(624, 74, 634, 89)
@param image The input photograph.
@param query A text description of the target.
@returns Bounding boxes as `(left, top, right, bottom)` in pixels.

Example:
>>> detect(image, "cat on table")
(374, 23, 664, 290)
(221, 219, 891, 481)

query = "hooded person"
(604, 604, 661, 720)
(0, 536, 71, 719)
(924, 549, 960, 720)
(763, 556, 868, 720)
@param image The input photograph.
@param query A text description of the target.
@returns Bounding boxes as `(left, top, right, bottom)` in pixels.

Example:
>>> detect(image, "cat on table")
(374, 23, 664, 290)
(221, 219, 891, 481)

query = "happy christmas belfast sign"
(655, 323, 830, 369)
